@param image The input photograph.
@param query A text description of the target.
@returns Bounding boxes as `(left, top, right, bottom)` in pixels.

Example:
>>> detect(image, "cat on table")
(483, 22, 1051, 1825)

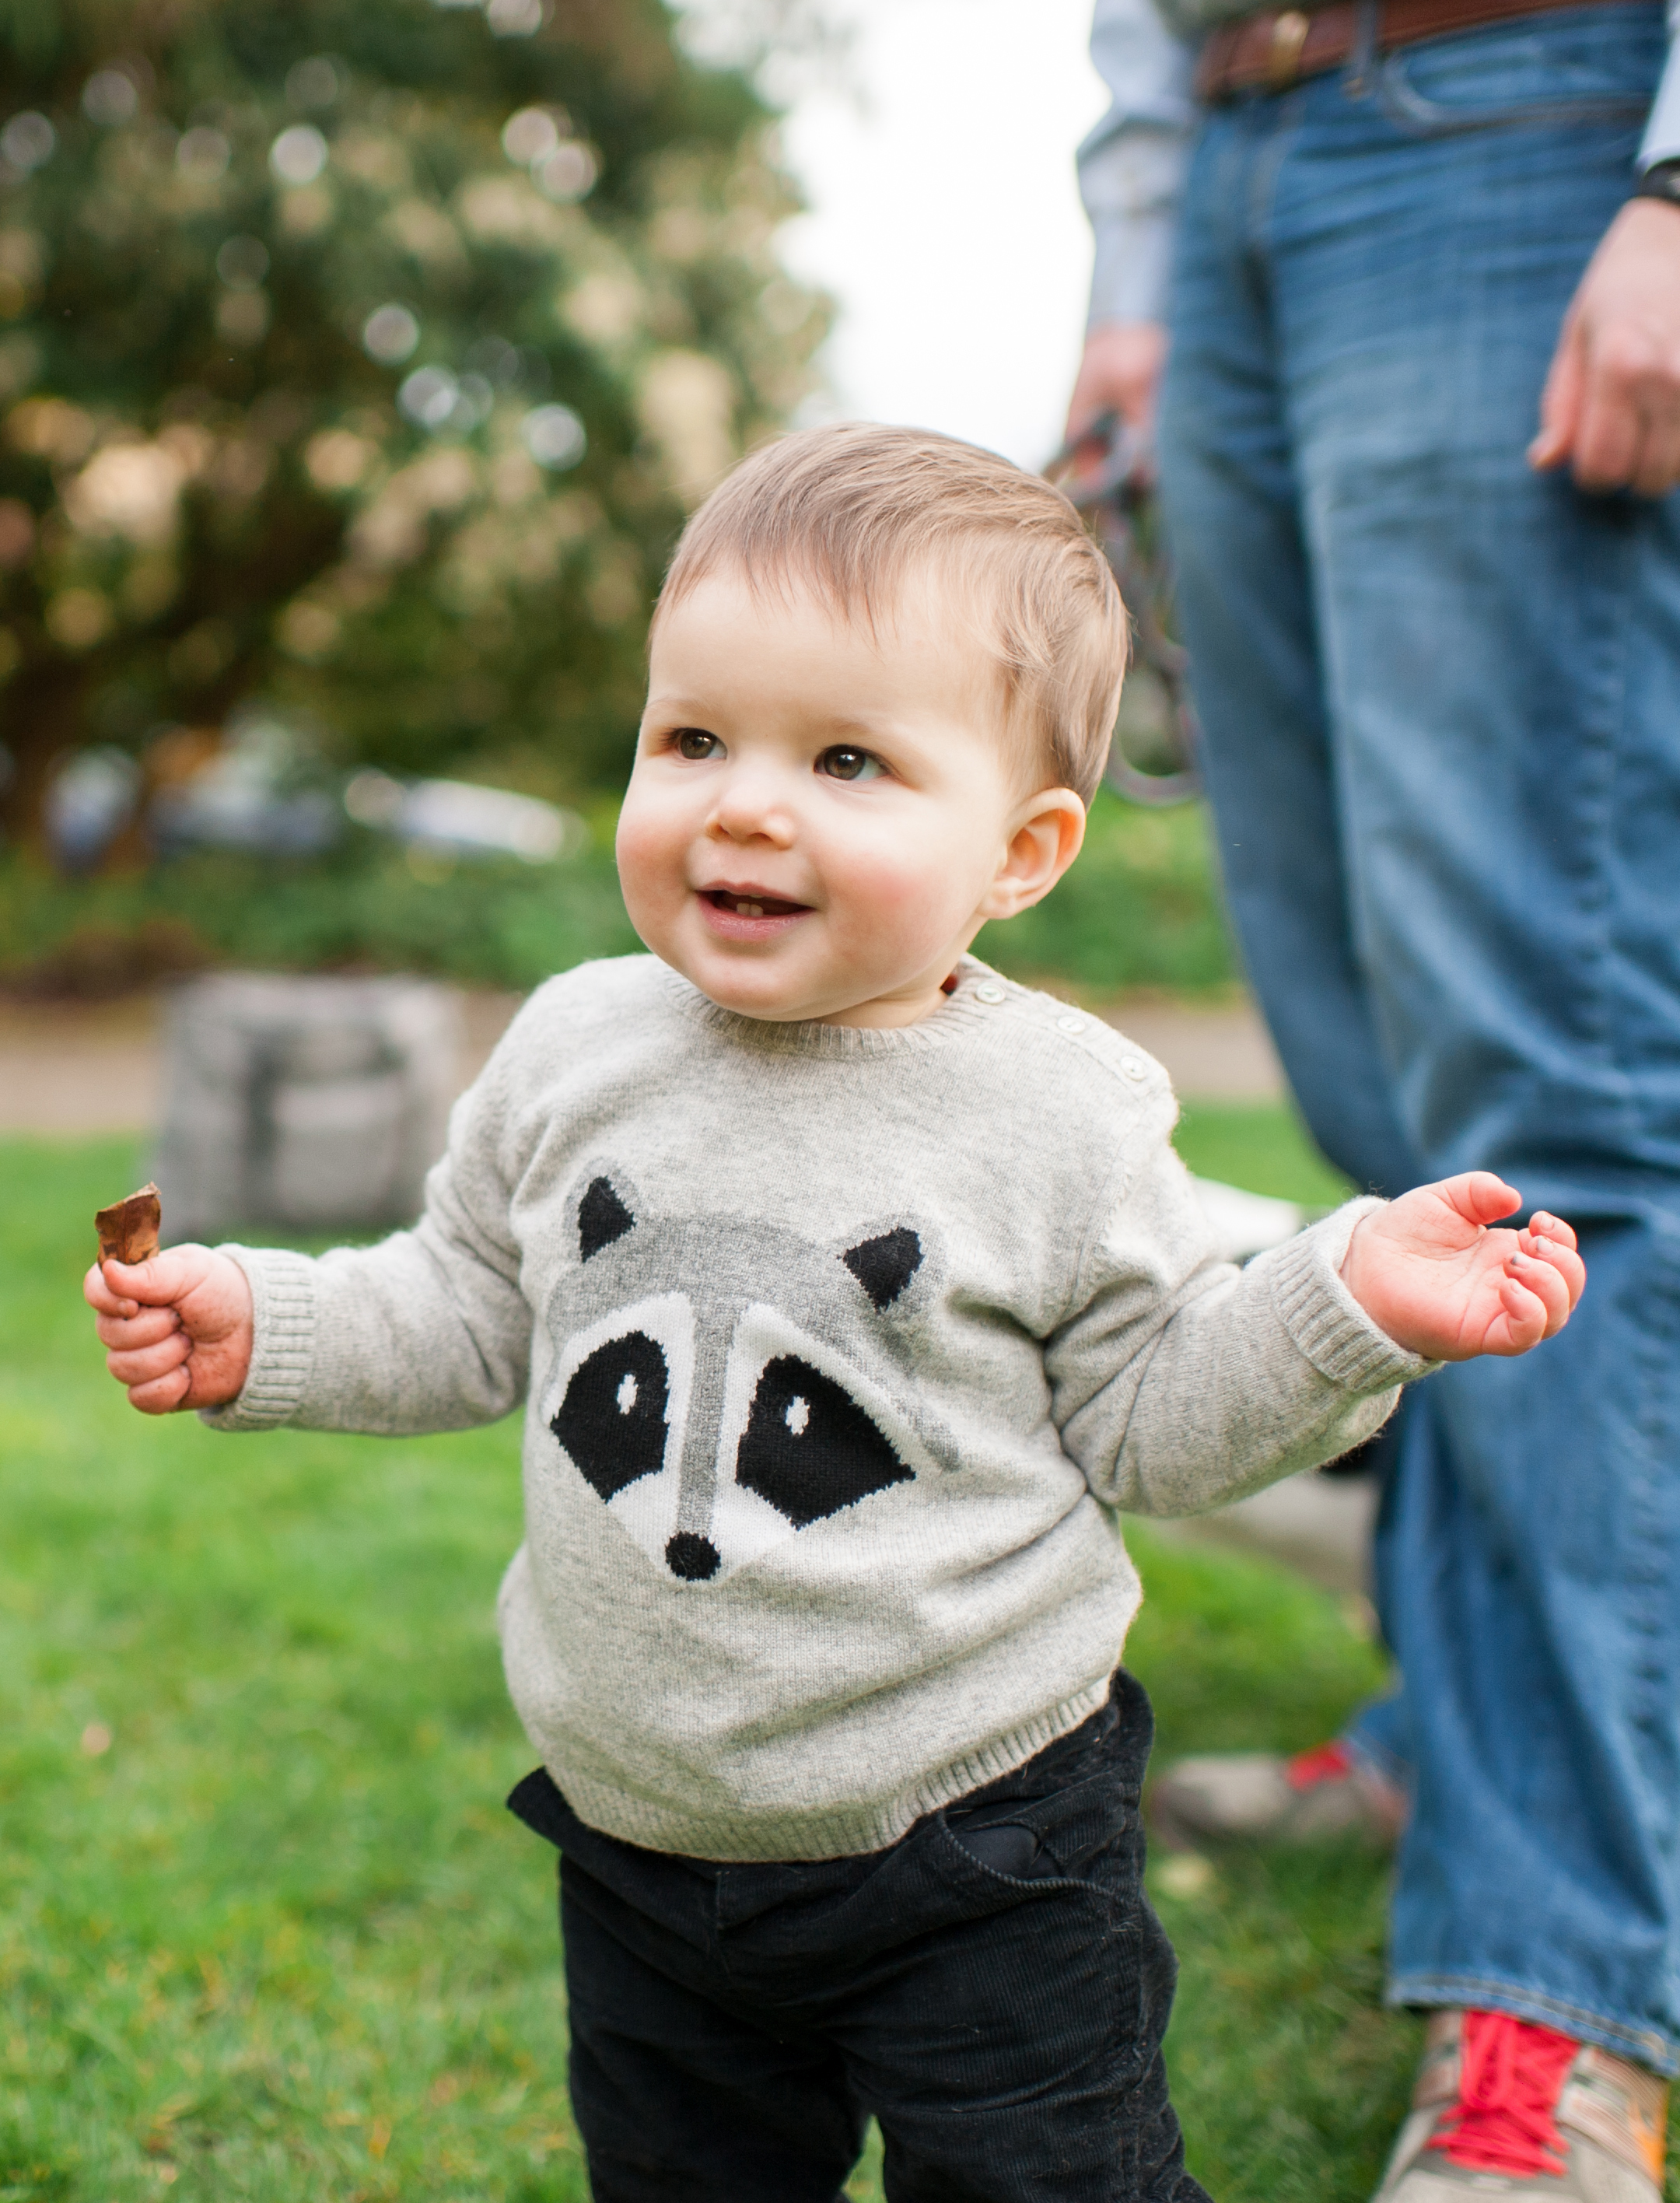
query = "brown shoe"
(1373, 2009, 1668, 2201)
(1146, 1739, 1406, 1851)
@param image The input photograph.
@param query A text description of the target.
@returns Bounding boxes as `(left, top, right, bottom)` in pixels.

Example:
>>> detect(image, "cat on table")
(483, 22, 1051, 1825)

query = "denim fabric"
(508, 1672, 1211, 2203)
(1157, 4, 1680, 2072)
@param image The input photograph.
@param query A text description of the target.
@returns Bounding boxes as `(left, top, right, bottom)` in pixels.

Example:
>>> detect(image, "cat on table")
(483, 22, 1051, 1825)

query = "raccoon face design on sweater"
(539, 1165, 950, 1585)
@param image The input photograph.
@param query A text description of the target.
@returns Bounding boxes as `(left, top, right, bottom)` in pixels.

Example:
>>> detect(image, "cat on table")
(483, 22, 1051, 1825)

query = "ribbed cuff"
(1265, 1199, 1438, 1394)
(197, 1245, 318, 1432)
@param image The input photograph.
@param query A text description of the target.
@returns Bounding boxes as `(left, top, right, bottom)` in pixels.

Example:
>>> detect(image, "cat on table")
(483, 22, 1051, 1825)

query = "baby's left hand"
(1340, 1174, 1585, 1361)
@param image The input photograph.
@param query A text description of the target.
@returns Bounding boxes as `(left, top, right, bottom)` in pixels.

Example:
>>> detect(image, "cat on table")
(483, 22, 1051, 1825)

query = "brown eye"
(819, 746, 882, 783)
(675, 729, 719, 761)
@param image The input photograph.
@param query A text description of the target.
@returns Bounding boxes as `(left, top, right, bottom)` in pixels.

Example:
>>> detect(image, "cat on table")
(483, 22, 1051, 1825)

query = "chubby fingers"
(1519, 1215, 1586, 1322)
(1503, 1245, 1573, 1339)
(100, 1252, 194, 1307)
(124, 1363, 195, 1416)
(1527, 1210, 1577, 1252)
(94, 1301, 180, 1353)
(85, 1259, 139, 1319)
(1493, 1266, 1552, 1353)
(1439, 1171, 1523, 1228)
(105, 1322, 193, 1392)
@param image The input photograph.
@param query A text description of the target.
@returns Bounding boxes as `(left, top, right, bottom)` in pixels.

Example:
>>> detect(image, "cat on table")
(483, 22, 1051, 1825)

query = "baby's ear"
(572, 1168, 639, 1262)
(842, 1227, 923, 1311)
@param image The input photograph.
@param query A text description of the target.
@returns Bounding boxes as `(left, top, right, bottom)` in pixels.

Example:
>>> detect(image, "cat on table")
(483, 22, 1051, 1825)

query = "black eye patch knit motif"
(552, 1330, 670, 1502)
(736, 1354, 914, 1528)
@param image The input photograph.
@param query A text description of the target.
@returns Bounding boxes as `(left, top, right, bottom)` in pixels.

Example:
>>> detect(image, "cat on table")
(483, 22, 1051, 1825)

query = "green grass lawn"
(1174, 1098, 1355, 1210)
(5, 1121, 1664, 2201)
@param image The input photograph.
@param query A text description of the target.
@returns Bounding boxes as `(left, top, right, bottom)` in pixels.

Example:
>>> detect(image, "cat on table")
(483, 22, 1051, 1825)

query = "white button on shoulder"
(973, 983, 1006, 1005)
(1120, 1053, 1149, 1081)
(1055, 1014, 1086, 1035)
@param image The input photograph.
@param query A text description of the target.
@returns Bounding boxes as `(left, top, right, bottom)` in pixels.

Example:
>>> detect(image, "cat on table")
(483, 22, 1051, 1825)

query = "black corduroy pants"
(509, 1670, 1213, 2203)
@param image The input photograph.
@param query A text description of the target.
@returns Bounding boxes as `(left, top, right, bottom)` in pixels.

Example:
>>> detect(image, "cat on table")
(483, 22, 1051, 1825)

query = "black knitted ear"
(842, 1228, 922, 1311)
(578, 1175, 635, 1261)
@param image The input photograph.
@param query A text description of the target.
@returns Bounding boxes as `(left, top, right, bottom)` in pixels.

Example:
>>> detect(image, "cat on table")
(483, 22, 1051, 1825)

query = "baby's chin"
(665, 941, 940, 1029)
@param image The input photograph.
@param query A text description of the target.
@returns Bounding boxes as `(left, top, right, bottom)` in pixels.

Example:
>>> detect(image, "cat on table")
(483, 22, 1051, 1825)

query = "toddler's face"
(616, 569, 1083, 1028)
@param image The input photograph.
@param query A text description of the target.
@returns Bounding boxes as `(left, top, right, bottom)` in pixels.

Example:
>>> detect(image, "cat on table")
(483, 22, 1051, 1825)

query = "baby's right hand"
(83, 1245, 254, 1415)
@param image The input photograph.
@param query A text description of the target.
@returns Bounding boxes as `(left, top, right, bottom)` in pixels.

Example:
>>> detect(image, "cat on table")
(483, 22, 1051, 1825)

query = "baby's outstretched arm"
(1339, 1172, 1584, 1361)
(1053, 1137, 1585, 1520)
(84, 1248, 254, 1415)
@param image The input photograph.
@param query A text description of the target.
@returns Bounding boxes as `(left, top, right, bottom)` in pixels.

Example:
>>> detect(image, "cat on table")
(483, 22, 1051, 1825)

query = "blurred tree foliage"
(0, 0, 828, 845)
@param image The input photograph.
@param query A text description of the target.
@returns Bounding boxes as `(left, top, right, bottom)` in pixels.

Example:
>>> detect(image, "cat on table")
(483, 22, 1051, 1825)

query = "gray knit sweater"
(205, 953, 1429, 1861)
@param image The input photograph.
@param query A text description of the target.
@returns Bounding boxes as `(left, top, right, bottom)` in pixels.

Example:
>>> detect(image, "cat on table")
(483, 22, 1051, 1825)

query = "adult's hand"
(1065, 320, 1169, 454)
(1529, 199, 1680, 498)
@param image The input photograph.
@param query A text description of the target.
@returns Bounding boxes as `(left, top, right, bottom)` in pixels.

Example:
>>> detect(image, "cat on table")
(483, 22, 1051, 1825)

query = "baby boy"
(86, 424, 1584, 2203)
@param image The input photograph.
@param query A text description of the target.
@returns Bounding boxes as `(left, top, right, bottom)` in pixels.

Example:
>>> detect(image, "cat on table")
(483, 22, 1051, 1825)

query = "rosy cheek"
(614, 796, 687, 917)
(824, 843, 949, 933)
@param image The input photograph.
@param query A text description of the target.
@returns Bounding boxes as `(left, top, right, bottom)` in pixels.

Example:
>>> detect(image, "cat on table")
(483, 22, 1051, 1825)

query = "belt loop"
(1345, 0, 1381, 94)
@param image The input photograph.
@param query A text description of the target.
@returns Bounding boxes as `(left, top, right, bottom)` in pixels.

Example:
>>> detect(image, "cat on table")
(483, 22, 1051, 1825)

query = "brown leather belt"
(1195, 0, 1629, 102)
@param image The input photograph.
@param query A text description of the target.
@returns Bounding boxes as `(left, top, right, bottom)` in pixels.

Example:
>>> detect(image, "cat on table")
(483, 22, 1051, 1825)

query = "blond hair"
(654, 422, 1126, 804)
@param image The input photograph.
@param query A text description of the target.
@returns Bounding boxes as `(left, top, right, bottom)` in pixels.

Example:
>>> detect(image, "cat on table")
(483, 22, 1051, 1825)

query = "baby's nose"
(710, 775, 797, 845)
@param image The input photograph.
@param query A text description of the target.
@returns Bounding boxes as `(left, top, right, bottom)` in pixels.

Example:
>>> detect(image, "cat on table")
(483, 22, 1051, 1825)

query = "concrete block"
(152, 972, 463, 1239)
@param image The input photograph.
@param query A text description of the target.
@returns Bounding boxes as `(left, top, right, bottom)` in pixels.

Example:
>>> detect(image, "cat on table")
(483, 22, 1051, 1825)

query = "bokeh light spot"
(502, 107, 559, 166)
(362, 303, 420, 363)
(399, 365, 460, 429)
(488, 0, 548, 33)
(2, 112, 56, 170)
(536, 142, 597, 202)
(270, 123, 327, 187)
(82, 72, 138, 127)
(521, 402, 586, 470)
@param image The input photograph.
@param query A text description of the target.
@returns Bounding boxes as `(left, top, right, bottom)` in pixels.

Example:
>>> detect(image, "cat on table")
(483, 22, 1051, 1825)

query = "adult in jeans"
(1068, 2, 1680, 2196)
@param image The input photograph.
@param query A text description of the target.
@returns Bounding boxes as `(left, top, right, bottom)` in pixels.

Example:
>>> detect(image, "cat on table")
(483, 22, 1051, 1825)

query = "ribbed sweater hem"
(547, 1679, 1115, 1863)
(1265, 1199, 1438, 1393)
(197, 1246, 318, 1431)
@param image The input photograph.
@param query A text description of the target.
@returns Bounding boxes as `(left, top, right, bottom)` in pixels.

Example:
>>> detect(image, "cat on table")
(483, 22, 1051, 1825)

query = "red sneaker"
(1374, 2009, 1668, 2200)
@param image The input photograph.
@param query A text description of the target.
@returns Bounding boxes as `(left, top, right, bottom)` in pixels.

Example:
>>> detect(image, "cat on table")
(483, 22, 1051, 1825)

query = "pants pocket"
(1374, 3, 1661, 137)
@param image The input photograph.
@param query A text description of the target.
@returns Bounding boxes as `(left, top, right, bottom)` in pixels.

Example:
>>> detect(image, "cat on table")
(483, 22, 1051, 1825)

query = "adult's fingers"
(1571, 354, 1644, 490)
(1529, 310, 1584, 472)
(1633, 405, 1680, 499)
(1064, 322, 1167, 446)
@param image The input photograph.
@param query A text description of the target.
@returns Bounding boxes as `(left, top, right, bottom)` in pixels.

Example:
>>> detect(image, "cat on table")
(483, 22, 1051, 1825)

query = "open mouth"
(702, 888, 810, 919)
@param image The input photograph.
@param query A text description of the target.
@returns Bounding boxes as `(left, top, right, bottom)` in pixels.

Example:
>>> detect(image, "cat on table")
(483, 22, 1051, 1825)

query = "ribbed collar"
(656, 953, 1010, 1059)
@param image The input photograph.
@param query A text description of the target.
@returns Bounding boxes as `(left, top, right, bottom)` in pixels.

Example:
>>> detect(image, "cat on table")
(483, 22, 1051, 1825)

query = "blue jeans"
(1157, 4, 1680, 2073)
